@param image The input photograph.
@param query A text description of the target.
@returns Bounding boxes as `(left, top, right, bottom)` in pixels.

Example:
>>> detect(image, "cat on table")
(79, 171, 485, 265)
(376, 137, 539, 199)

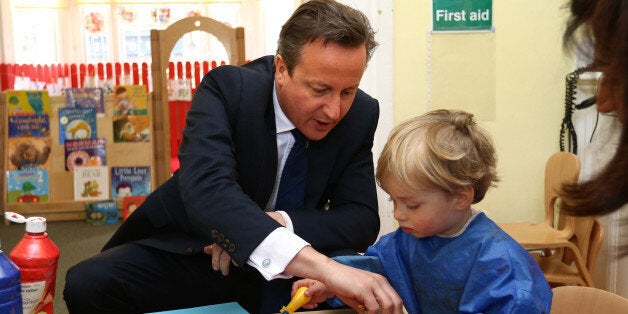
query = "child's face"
(383, 178, 470, 238)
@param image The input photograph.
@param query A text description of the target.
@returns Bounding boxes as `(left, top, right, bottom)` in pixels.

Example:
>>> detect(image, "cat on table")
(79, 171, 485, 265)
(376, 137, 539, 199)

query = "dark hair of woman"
(559, 0, 628, 217)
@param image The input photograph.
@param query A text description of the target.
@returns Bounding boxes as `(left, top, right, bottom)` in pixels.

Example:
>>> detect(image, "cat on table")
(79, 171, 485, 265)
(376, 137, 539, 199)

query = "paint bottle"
(5, 212, 60, 314)
(0, 239, 22, 314)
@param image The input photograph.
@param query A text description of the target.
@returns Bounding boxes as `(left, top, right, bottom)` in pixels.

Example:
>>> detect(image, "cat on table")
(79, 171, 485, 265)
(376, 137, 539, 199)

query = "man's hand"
(204, 211, 286, 276)
(286, 247, 404, 314)
(324, 263, 403, 314)
(266, 211, 286, 226)
(203, 244, 238, 276)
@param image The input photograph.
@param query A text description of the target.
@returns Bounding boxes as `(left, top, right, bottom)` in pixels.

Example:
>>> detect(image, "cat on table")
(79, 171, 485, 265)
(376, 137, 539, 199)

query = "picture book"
(7, 137, 52, 171)
(122, 195, 147, 220)
(6, 169, 49, 203)
(113, 85, 148, 116)
(85, 200, 119, 225)
(74, 165, 109, 201)
(64, 138, 106, 171)
(5, 90, 51, 116)
(58, 106, 97, 144)
(110, 166, 151, 198)
(65, 87, 105, 115)
(112, 115, 150, 142)
(8, 114, 50, 138)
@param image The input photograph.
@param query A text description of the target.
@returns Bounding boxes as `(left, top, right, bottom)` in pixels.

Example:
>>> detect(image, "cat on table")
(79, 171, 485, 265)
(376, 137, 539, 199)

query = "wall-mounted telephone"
(560, 66, 594, 154)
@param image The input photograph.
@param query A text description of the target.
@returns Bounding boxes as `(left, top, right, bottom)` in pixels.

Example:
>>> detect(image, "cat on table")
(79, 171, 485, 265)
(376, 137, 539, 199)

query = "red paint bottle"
(5, 212, 60, 314)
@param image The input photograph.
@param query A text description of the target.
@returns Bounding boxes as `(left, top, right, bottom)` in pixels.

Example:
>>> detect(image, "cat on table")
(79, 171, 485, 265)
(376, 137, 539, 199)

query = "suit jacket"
(103, 56, 380, 266)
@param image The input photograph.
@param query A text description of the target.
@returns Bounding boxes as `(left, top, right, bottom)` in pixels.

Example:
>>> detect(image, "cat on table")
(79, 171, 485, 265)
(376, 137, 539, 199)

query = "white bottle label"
(21, 280, 46, 314)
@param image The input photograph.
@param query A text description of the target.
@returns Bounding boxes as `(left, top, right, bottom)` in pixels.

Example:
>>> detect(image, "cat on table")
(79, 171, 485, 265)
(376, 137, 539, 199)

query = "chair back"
(544, 152, 581, 228)
(550, 286, 628, 313)
(549, 152, 601, 271)
(585, 219, 604, 276)
(562, 217, 604, 275)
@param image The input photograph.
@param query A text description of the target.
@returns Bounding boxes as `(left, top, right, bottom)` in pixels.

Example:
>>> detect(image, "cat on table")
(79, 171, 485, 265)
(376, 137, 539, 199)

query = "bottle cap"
(26, 217, 47, 233)
(4, 212, 47, 233)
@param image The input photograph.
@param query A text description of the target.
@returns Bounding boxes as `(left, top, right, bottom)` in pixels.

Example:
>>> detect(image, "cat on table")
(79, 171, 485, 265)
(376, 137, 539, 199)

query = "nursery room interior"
(1, 0, 627, 313)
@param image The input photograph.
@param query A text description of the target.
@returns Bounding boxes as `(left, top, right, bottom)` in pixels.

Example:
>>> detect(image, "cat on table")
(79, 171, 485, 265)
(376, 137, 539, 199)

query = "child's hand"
(292, 279, 334, 310)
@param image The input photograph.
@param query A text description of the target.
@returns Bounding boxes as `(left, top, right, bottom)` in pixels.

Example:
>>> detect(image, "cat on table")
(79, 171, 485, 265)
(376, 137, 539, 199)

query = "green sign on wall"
(432, 0, 493, 31)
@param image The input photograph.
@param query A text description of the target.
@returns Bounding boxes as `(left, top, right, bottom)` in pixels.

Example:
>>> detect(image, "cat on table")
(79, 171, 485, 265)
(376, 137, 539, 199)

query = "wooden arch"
(150, 16, 245, 185)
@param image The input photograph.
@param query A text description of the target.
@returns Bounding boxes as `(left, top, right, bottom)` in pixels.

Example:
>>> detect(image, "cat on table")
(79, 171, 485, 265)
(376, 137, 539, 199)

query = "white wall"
(340, 0, 395, 237)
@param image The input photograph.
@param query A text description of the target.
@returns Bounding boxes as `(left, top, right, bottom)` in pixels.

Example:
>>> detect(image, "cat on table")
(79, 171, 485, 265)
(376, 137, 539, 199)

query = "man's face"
(274, 38, 367, 141)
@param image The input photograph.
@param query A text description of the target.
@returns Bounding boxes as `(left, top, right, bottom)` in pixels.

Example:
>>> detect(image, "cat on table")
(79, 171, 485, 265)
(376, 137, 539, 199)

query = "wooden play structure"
(151, 16, 245, 186)
(1, 16, 245, 221)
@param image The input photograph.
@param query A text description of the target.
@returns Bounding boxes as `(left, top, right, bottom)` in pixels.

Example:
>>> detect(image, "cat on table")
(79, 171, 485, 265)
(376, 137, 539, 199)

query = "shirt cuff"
(276, 210, 294, 232)
(247, 227, 309, 280)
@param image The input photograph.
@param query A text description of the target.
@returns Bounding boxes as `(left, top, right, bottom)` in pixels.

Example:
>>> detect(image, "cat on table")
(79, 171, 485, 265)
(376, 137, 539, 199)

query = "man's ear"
(274, 55, 287, 85)
(455, 186, 474, 210)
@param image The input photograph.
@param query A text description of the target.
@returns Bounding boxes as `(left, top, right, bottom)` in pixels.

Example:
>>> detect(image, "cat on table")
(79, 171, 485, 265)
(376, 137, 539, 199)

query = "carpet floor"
(1, 219, 119, 314)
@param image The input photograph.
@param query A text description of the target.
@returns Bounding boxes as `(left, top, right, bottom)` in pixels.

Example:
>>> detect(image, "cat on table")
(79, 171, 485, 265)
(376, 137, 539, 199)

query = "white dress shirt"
(246, 85, 310, 280)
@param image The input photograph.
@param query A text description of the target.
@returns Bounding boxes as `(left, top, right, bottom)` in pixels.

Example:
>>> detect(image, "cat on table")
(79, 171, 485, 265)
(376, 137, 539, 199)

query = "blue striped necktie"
(275, 129, 307, 211)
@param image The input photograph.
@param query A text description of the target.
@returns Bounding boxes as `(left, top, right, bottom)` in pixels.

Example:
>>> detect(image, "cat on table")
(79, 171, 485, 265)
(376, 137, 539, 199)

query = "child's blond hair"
(376, 109, 499, 204)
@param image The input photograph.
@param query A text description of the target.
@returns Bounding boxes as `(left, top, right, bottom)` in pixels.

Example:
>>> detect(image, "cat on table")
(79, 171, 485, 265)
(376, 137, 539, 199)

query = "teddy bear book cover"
(6, 90, 52, 172)
(74, 165, 109, 201)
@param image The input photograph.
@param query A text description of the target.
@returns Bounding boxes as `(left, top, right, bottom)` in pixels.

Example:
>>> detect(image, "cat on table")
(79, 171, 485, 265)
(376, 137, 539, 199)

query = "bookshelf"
(1, 93, 155, 222)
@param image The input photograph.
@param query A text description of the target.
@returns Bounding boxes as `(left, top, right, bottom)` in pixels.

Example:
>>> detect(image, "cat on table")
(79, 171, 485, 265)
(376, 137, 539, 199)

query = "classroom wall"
(392, 0, 573, 223)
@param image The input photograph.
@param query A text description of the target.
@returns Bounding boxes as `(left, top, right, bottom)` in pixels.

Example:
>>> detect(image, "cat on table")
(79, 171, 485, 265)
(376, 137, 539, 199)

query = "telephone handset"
(560, 66, 594, 154)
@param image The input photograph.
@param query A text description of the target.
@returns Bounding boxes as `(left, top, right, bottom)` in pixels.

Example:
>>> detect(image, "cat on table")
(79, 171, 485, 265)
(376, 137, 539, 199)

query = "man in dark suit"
(64, 1, 403, 313)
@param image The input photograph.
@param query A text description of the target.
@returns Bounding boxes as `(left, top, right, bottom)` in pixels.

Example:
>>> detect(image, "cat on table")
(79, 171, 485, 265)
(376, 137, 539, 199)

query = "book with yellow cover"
(5, 90, 51, 116)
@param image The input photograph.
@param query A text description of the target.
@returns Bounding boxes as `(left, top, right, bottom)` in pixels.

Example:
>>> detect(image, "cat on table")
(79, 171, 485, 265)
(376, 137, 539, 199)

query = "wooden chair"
(501, 151, 580, 230)
(533, 218, 604, 287)
(500, 151, 581, 246)
(499, 152, 600, 287)
(550, 286, 628, 314)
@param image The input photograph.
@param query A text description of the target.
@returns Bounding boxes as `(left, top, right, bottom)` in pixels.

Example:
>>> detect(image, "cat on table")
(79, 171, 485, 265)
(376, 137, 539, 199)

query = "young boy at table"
(293, 109, 553, 313)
